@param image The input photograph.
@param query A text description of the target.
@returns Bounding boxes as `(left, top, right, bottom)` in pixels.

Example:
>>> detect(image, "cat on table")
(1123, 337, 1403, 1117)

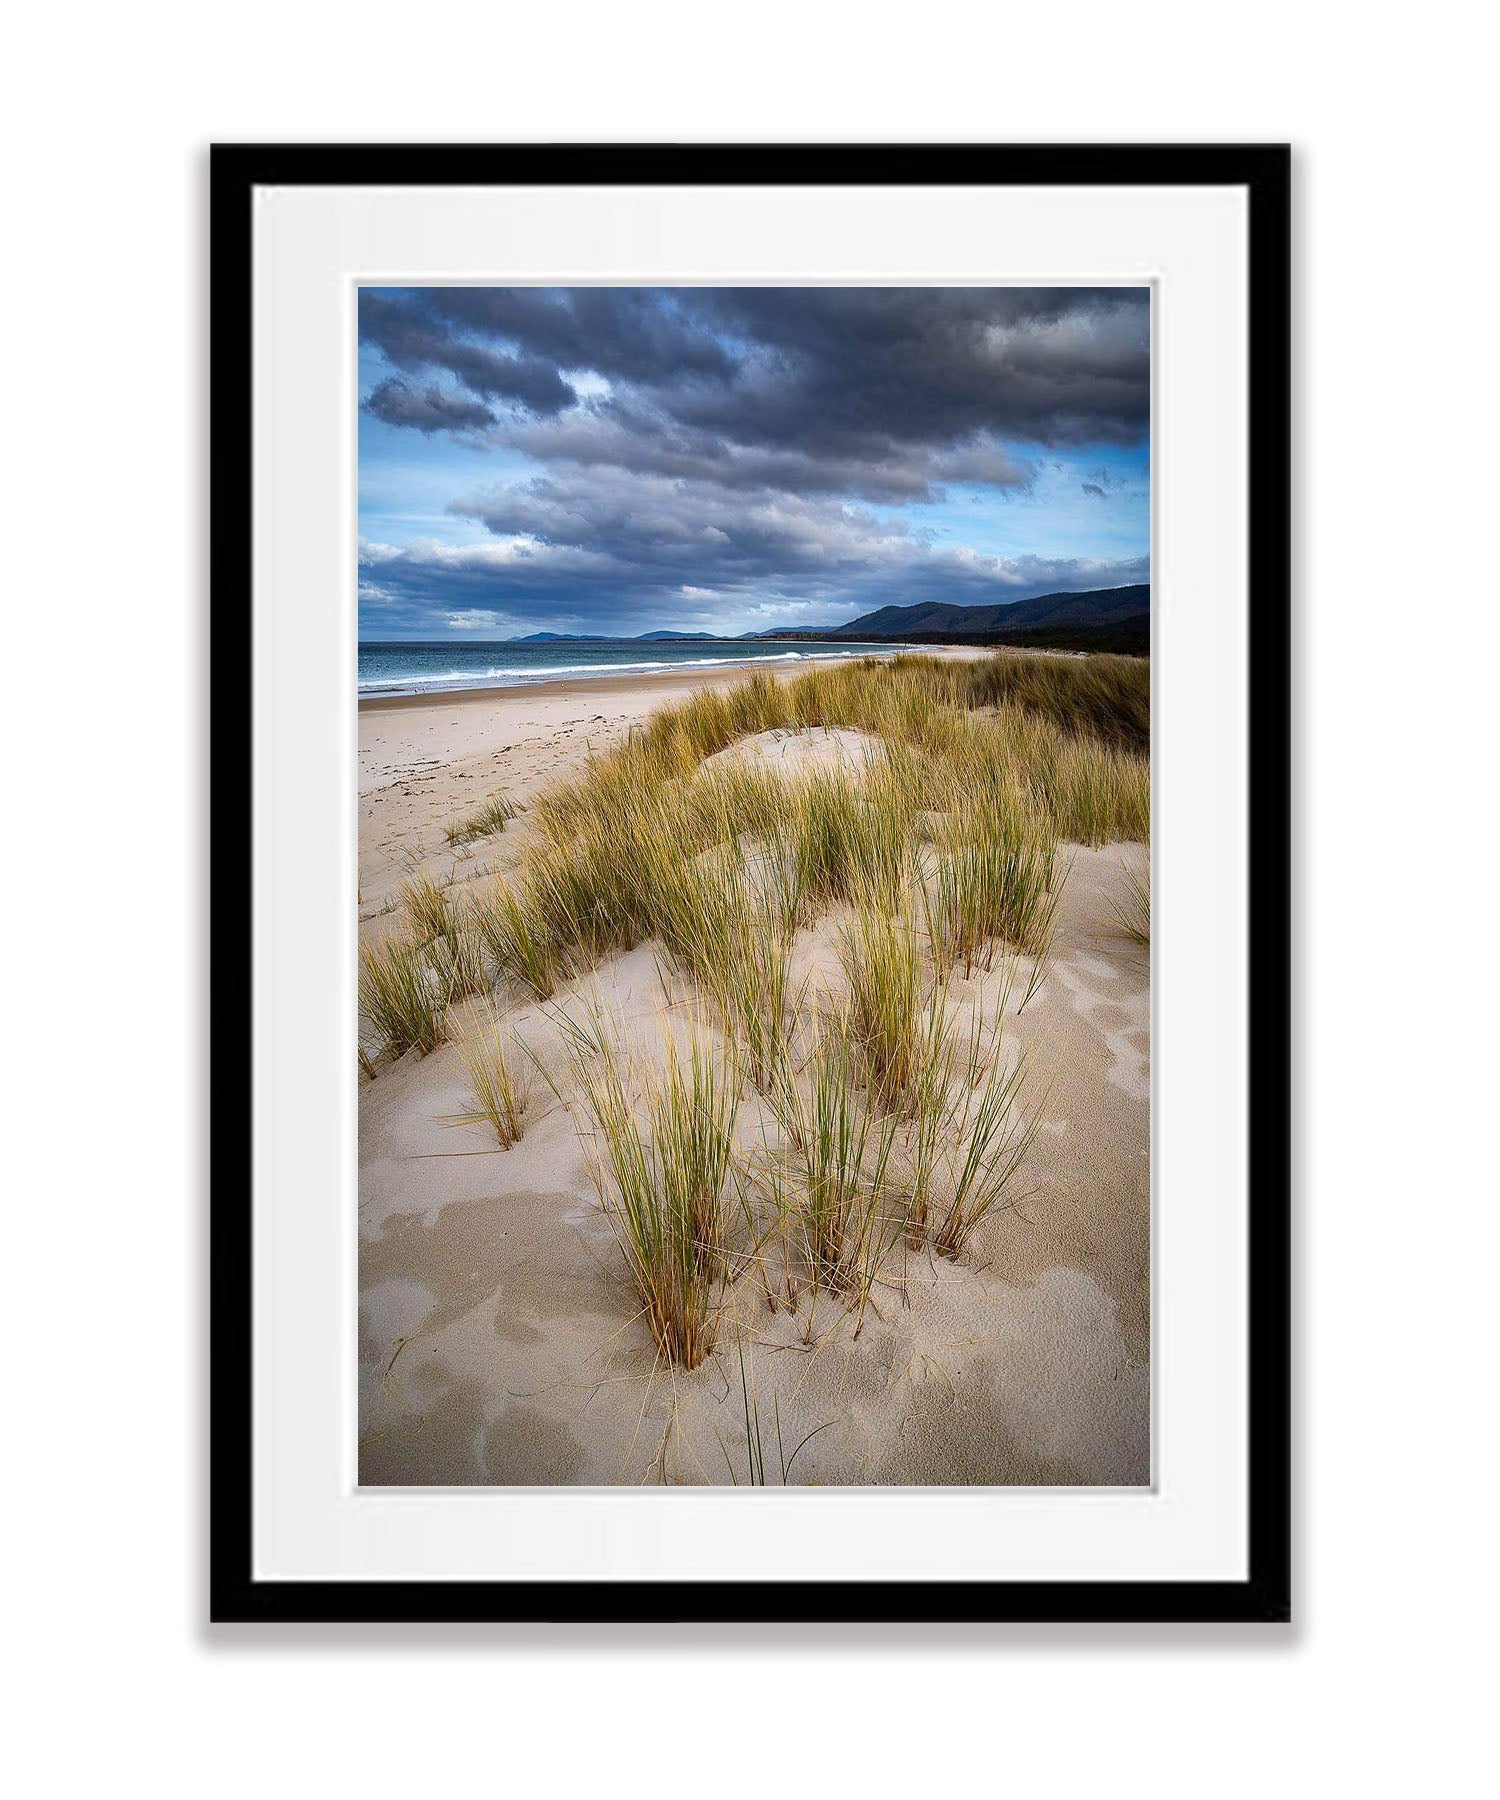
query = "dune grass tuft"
(470, 877, 564, 1000)
(924, 809, 1061, 986)
(359, 935, 448, 1060)
(567, 1020, 739, 1369)
(1111, 857, 1151, 948)
(792, 767, 916, 911)
(396, 870, 452, 944)
(424, 904, 492, 1004)
(770, 1021, 900, 1320)
(444, 793, 517, 848)
(447, 1006, 529, 1148)
(838, 900, 925, 1114)
(525, 830, 638, 965)
(650, 844, 799, 1096)
(883, 992, 991, 1243)
(1043, 735, 1151, 845)
(713, 921, 797, 1098)
(929, 1046, 1047, 1259)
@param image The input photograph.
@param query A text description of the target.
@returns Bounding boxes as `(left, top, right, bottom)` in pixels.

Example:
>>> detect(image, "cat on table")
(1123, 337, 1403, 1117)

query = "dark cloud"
(447, 466, 918, 587)
(418, 287, 737, 384)
(676, 288, 1149, 456)
(359, 292, 575, 415)
(360, 286, 1147, 468)
(482, 409, 1035, 506)
(358, 286, 1150, 635)
(358, 487, 1149, 637)
(364, 378, 496, 434)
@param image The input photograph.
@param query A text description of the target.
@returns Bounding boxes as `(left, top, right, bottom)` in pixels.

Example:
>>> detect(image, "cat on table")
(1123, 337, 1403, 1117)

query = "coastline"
(355, 642, 979, 711)
(359, 654, 842, 715)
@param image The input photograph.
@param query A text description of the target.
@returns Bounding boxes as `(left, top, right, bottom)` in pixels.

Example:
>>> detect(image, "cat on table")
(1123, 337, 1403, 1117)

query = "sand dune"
(357, 659, 1149, 1487)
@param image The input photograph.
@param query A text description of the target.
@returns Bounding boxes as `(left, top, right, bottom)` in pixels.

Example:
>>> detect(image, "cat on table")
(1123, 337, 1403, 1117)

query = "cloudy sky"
(358, 287, 1150, 640)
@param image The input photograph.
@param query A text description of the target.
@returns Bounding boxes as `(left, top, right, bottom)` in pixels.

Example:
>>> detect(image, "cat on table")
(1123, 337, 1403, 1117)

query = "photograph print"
(356, 285, 1152, 1489)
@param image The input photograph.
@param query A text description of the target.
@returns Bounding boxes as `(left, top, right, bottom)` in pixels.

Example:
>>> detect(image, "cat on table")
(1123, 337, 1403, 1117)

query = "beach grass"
(716, 1328, 835, 1485)
(770, 1020, 900, 1319)
(447, 1005, 530, 1148)
(443, 793, 517, 848)
(893, 998, 969, 1244)
(716, 923, 797, 1098)
(960, 650, 1149, 752)
(369, 648, 1144, 1361)
(930, 1045, 1047, 1258)
(1112, 857, 1151, 947)
(924, 811, 1061, 981)
(567, 1020, 739, 1370)
(838, 899, 925, 1114)
(791, 766, 916, 911)
(516, 654, 1146, 983)
(396, 870, 452, 944)
(470, 876, 565, 1001)
(1044, 734, 1151, 845)
(359, 935, 448, 1060)
(424, 903, 492, 1004)
(650, 842, 798, 1096)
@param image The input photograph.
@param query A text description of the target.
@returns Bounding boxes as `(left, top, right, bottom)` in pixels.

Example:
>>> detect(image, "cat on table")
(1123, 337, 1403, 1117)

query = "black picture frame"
(210, 143, 1290, 1626)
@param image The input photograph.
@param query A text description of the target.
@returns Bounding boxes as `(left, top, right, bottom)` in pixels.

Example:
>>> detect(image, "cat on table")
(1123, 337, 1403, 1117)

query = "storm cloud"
(364, 378, 496, 435)
(358, 286, 1150, 636)
(360, 292, 576, 415)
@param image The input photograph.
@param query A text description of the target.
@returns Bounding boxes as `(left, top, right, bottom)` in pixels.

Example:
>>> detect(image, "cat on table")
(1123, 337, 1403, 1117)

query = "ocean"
(357, 638, 908, 698)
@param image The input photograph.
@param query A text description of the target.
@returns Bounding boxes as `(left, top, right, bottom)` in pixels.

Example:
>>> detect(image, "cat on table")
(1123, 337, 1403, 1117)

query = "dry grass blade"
(445, 1005, 530, 1148)
(930, 1046, 1048, 1259)
(715, 1328, 836, 1485)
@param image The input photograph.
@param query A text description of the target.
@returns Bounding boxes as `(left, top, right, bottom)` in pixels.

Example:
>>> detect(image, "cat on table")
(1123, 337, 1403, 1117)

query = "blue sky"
(357, 288, 1149, 639)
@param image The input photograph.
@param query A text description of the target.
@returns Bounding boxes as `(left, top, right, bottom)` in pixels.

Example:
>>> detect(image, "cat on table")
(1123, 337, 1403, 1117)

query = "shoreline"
(357, 643, 988, 712)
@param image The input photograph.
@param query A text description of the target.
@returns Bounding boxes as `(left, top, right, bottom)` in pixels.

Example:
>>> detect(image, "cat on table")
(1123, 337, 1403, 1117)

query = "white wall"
(5, 4, 1494, 1794)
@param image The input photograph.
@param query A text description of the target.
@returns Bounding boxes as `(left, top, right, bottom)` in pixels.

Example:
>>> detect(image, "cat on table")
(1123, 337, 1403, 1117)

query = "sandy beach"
(359, 653, 986, 919)
(358, 655, 1149, 1486)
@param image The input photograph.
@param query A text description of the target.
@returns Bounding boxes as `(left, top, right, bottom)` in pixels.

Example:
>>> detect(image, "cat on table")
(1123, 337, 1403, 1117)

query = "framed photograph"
(211, 143, 1289, 1623)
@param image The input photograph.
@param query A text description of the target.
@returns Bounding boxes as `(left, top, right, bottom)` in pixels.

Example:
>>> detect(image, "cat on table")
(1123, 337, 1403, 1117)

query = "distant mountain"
(763, 584, 1150, 641)
(514, 630, 727, 644)
(514, 593, 1148, 650)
